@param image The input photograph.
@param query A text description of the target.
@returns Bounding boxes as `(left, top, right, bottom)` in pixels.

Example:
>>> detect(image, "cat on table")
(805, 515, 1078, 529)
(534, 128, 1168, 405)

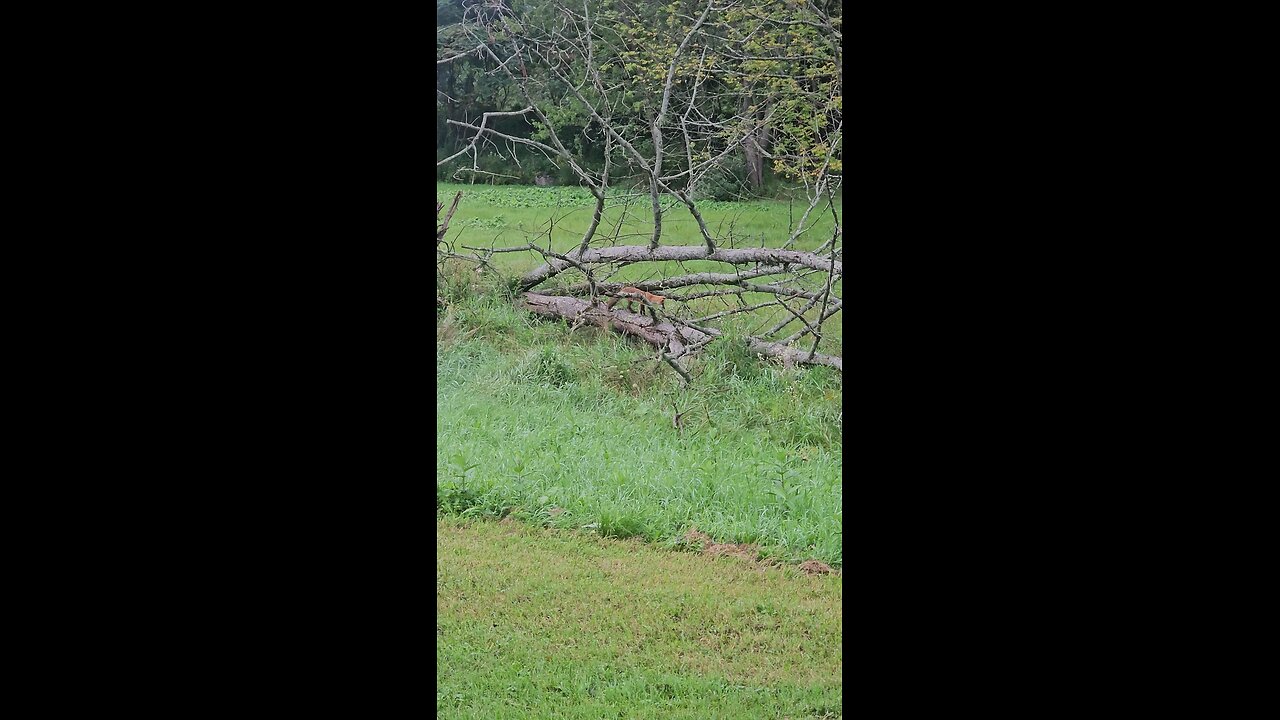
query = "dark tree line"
(437, 0, 841, 197)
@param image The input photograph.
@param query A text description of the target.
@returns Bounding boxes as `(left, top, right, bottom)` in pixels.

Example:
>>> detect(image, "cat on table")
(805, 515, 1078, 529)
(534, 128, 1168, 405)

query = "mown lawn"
(437, 519, 842, 719)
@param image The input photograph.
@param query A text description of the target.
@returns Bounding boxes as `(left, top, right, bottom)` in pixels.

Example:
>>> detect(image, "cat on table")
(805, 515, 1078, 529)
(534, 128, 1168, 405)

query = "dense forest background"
(436, 0, 841, 200)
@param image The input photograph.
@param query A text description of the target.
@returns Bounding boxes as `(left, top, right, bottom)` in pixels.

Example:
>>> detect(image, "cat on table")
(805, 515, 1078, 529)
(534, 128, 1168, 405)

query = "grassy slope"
(437, 519, 842, 719)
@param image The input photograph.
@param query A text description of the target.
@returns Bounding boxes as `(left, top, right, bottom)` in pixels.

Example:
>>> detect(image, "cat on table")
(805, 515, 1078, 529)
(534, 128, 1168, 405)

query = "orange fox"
(604, 286, 665, 319)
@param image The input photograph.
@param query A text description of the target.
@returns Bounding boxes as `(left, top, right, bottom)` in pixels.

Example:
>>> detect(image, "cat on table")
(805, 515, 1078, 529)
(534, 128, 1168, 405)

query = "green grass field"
(437, 182, 842, 717)
(436, 182, 843, 346)
(438, 519, 842, 719)
(438, 292, 841, 565)
(436, 182, 840, 259)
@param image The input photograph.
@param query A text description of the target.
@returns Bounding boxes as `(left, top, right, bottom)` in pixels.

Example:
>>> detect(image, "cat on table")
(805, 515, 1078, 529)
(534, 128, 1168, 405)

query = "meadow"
(438, 292, 842, 566)
(437, 181, 843, 717)
(435, 182, 842, 264)
(437, 181, 842, 566)
(436, 181, 843, 346)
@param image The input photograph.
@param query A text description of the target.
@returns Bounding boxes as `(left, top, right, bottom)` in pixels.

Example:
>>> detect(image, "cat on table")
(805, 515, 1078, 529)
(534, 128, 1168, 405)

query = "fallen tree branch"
(762, 293, 822, 337)
(519, 292, 839, 377)
(523, 242, 604, 306)
(538, 266, 790, 295)
(746, 337, 843, 371)
(661, 353, 693, 385)
(780, 302, 843, 345)
(557, 281, 841, 307)
(520, 245, 841, 290)
(692, 301, 776, 323)
(737, 281, 843, 305)
(771, 296, 821, 340)
(520, 292, 719, 379)
(807, 235, 839, 361)
(437, 191, 463, 246)
(522, 293, 684, 346)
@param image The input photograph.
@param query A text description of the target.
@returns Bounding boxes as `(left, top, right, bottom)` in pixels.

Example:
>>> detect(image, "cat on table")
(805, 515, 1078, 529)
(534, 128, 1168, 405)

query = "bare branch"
(521, 292, 720, 383)
(693, 301, 776, 323)
(436, 192, 463, 246)
(537, 266, 789, 296)
(780, 303, 843, 345)
(770, 296, 822, 340)
(662, 353, 693, 385)
(437, 44, 485, 65)
(762, 294, 821, 337)
(806, 233, 839, 361)
(437, 107, 536, 167)
(521, 246, 840, 290)
(746, 337, 842, 371)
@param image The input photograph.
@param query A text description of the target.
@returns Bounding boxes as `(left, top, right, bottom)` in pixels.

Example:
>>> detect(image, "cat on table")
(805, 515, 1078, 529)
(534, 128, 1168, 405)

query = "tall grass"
(437, 275, 842, 566)
(437, 183, 842, 566)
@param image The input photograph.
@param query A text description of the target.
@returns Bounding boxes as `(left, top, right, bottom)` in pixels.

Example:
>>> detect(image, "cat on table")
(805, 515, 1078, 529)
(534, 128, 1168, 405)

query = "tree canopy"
(437, 0, 841, 197)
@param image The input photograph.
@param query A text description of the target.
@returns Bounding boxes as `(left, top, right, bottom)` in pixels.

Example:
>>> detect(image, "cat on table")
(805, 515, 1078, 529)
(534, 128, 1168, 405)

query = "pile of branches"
(437, 0, 842, 383)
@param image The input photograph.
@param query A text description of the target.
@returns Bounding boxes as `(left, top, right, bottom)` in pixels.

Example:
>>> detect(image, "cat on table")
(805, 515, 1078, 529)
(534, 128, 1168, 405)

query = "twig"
(436, 191, 463, 245)
(807, 237, 839, 361)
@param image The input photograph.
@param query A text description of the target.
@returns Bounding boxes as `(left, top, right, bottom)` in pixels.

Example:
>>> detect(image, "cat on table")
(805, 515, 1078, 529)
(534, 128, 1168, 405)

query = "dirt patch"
(684, 528, 760, 563)
(684, 527, 842, 576)
(798, 560, 835, 575)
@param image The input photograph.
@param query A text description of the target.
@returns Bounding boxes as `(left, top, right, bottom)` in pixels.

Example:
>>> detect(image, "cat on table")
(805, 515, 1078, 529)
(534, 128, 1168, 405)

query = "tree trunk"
(519, 292, 841, 372)
(743, 138, 763, 192)
(740, 98, 768, 193)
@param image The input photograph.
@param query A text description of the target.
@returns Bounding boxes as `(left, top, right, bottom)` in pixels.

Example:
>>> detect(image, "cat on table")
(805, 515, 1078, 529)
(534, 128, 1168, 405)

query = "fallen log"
(535, 266, 790, 295)
(520, 292, 842, 374)
(746, 337, 843, 371)
(520, 293, 716, 358)
(519, 245, 841, 290)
